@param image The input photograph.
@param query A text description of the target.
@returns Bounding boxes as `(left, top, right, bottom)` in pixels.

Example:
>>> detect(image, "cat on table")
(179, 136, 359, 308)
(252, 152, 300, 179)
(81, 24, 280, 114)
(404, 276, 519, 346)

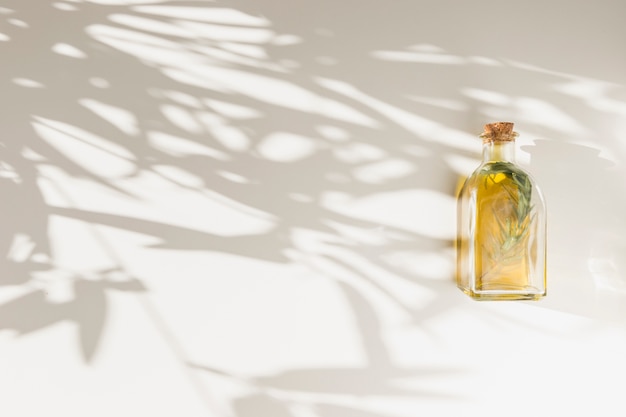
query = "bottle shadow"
(522, 139, 626, 320)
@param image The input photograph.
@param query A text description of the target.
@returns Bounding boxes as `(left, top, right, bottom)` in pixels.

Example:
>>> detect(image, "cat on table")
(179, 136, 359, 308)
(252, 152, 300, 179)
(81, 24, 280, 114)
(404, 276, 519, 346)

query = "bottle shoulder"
(478, 161, 527, 175)
(467, 162, 539, 186)
(460, 161, 546, 205)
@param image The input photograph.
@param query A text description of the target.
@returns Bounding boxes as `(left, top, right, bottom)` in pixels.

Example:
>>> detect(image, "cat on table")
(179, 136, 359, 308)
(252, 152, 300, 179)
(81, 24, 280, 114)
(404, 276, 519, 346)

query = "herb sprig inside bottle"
(456, 122, 547, 300)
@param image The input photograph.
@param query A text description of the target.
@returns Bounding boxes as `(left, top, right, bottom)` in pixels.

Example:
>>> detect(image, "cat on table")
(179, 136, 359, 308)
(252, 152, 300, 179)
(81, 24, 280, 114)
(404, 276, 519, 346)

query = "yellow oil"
(464, 163, 541, 300)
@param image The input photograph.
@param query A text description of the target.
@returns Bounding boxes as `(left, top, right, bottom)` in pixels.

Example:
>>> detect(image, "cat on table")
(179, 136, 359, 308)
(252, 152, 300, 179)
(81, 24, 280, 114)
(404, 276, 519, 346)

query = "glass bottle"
(456, 122, 546, 300)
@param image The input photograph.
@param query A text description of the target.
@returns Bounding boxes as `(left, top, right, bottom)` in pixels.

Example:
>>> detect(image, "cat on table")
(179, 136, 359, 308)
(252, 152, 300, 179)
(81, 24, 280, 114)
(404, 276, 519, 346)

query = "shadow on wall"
(0, 0, 625, 414)
(523, 140, 626, 319)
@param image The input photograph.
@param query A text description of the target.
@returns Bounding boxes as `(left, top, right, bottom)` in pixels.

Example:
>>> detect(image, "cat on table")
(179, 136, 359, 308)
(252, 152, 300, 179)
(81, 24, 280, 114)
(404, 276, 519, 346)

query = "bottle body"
(457, 141, 547, 300)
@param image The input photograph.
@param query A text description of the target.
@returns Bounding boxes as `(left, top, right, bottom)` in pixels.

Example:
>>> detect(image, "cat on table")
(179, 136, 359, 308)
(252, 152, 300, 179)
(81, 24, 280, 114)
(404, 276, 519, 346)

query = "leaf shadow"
(1, 2, 625, 415)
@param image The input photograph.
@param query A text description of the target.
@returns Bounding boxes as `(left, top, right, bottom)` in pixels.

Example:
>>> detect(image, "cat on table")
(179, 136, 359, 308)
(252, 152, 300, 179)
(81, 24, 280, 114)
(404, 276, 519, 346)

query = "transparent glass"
(457, 141, 547, 300)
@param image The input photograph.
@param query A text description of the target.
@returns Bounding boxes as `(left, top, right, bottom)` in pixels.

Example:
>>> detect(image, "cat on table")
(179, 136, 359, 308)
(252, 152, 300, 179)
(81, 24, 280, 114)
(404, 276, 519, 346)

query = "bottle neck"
(482, 141, 515, 163)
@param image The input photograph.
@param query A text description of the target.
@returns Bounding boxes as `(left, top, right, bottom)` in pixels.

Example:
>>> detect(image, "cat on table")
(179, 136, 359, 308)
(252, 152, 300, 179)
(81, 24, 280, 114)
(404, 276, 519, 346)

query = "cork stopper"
(480, 122, 518, 143)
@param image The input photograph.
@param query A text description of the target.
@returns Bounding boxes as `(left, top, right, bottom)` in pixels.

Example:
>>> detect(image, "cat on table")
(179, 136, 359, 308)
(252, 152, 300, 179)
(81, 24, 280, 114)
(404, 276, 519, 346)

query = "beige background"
(1, 0, 626, 416)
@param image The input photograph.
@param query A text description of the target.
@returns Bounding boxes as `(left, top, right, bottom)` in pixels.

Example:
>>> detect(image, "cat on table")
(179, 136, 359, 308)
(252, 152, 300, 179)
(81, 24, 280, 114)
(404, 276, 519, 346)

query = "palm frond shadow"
(189, 280, 467, 413)
(0, 1, 624, 414)
(0, 274, 146, 362)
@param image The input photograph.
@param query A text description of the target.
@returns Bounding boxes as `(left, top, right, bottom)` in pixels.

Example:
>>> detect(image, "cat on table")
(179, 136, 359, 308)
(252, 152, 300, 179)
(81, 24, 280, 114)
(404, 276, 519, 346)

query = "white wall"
(1, 1, 626, 416)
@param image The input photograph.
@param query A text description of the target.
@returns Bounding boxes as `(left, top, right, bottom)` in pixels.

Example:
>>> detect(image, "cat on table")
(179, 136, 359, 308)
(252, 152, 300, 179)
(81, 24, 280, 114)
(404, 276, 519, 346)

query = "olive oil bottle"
(457, 122, 546, 300)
